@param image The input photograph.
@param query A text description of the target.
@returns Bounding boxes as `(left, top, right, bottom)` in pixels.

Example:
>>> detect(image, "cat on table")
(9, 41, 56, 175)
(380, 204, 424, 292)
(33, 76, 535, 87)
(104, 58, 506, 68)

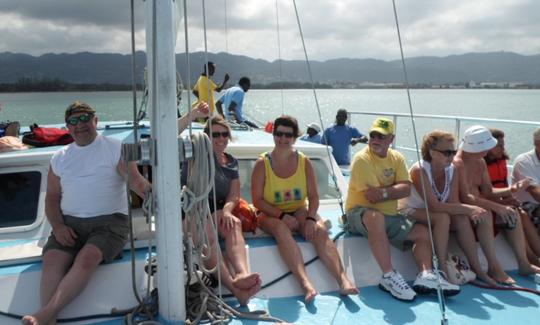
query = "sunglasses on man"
(66, 113, 94, 126)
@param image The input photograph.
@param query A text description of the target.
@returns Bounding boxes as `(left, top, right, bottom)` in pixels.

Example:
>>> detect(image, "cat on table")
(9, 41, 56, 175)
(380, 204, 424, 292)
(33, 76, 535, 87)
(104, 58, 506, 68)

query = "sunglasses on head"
(369, 132, 388, 140)
(432, 149, 457, 157)
(273, 131, 294, 138)
(211, 131, 230, 138)
(66, 113, 94, 126)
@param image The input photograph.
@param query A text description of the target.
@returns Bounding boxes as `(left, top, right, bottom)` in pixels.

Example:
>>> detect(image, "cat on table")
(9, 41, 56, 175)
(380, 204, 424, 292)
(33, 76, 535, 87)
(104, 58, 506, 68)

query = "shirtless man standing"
(454, 125, 540, 285)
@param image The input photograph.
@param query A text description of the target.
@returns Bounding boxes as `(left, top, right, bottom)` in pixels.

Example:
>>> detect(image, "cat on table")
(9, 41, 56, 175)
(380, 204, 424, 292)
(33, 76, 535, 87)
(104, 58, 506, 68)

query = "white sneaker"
(379, 270, 416, 301)
(413, 270, 461, 296)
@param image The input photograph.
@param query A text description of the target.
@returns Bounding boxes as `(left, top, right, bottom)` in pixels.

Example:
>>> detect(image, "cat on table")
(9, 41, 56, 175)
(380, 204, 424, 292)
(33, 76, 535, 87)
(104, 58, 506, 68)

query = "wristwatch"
(382, 188, 388, 199)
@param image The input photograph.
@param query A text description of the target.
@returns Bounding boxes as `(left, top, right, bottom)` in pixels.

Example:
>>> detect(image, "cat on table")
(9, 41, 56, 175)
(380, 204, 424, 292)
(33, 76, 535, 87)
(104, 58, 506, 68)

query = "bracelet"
(279, 212, 286, 220)
(306, 217, 317, 223)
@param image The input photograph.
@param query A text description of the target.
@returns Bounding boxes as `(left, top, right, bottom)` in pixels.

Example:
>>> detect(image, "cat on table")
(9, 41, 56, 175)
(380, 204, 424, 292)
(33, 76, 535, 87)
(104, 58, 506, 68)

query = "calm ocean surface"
(1, 89, 539, 161)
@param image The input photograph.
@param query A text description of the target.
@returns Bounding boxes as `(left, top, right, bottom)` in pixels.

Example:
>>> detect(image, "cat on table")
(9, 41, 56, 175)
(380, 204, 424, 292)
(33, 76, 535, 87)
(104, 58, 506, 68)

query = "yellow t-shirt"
(345, 147, 410, 215)
(262, 152, 308, 213)
(193, 75, 218, 113)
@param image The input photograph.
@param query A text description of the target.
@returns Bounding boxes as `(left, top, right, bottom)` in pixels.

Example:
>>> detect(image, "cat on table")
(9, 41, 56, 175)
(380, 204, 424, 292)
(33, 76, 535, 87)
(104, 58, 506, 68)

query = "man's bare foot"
(476, 272, 498, 286)
(518, 263, 540, 276)
(21, 315, 39, 325)
(488, 270, 516, 285)
(339, 276, 359, 296)
(233, 273, 261, 290)
(234, 282, 261, 306)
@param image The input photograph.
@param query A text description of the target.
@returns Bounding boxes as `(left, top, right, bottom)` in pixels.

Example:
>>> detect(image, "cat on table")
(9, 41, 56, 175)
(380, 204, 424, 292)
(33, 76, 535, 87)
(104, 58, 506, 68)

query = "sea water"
(1, 89, 539, 161)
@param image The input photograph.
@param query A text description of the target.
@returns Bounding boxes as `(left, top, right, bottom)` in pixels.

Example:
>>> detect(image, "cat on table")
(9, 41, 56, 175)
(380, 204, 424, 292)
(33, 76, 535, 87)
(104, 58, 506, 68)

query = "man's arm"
(215, 73, 230, 92)
(117, 161, 151, 200)
(216, 99, 224, 117)
(227, 101, 238, 122)
(350, 127, 368, 146)
(45, 166, 77, 246)
(364, 181, 410, 204)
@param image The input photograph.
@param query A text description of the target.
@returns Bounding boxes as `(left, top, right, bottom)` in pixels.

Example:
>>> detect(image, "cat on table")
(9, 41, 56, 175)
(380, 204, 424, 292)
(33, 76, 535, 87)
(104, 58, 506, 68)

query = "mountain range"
(1, 51, 539, 86)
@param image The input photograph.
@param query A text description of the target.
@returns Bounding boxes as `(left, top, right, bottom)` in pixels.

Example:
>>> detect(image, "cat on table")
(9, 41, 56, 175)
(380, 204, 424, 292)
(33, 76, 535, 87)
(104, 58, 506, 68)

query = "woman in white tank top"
(398, 130, 493, 285)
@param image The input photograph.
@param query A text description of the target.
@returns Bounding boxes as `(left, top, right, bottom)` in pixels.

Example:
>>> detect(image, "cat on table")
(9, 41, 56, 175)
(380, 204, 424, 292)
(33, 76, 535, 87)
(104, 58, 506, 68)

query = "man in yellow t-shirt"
(193, 62, 229, 114)
(345, 117, 459, 301)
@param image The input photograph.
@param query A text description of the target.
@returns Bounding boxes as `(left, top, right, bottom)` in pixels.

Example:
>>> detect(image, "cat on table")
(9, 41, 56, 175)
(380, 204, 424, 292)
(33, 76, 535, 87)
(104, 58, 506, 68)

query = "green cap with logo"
(370, 117, 395, 135)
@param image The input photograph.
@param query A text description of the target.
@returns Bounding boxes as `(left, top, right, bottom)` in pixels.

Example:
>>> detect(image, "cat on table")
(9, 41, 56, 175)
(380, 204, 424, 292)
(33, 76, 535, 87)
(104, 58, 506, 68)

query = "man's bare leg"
(362, 210, 393, 273)
(22, 245, 103, 325)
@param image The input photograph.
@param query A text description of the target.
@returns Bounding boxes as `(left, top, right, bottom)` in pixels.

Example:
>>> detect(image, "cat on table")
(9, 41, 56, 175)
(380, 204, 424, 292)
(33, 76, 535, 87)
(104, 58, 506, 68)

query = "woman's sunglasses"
(211, 131, 230, 138)
(273, 131, 294, 138)
(66, 113, 94, 126)
(432, 149, 457, 157)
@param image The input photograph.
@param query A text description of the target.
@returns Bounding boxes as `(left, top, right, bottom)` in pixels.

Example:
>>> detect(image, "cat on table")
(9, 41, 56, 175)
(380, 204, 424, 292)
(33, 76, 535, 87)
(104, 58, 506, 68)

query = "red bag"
(22, 124, 74, 147)
(233, 198, 258, 233)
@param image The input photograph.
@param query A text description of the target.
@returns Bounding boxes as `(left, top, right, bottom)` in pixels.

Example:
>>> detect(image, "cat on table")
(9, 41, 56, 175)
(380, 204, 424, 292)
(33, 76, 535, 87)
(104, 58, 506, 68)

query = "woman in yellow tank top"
(251, 115, 358, 304)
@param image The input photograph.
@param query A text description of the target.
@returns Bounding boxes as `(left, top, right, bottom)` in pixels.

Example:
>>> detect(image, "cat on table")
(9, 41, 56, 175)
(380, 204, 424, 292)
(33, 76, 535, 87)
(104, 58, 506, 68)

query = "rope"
(290, 0, 346, 219)
(390, 1, 447, 323)
(274, 0, 285, 115)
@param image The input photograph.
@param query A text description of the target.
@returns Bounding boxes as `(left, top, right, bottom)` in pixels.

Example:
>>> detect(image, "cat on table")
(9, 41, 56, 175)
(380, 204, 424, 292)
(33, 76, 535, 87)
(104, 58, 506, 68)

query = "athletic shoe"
(379, 270, 416, 301)
(413, 270, 461, 296)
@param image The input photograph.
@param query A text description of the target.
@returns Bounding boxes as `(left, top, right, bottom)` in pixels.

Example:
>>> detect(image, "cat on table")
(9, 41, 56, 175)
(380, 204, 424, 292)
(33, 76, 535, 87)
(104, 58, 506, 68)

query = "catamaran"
(1, 1, 540, 324)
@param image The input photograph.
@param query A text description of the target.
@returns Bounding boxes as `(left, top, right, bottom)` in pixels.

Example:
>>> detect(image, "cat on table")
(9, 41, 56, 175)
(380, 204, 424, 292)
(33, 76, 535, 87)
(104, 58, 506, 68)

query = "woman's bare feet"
(233, 281, 262, 306)
(476, 271, 498, 286)
(518, 263, 540, 276)
(233, 273, 261, 290)
(21, 315, 40, 325)
(488, 269, 516, 285)
(300, 280, 318, 304)
(304, 288, 318, 304)
(339, 276, 359, 296)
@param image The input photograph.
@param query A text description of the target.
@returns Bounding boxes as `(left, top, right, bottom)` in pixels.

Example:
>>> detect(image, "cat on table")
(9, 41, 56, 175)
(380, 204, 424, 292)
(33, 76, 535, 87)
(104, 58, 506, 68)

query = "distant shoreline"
(1, 79, 539, 93)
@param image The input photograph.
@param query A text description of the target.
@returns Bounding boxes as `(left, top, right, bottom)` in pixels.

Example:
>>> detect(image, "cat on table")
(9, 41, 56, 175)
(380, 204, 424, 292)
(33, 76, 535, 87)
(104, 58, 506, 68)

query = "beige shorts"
(346, 206, 415, 251)
(43, 213, 129, 263)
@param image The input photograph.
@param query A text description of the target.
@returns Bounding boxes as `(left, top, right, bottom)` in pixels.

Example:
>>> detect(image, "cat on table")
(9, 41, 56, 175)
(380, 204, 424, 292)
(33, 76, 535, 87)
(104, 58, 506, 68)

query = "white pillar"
(145, 0, 184, 321)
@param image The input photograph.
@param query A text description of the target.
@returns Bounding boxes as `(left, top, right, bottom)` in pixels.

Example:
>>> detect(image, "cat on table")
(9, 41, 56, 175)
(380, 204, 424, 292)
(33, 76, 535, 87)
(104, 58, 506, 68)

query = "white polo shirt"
(512, 149, 540, 204)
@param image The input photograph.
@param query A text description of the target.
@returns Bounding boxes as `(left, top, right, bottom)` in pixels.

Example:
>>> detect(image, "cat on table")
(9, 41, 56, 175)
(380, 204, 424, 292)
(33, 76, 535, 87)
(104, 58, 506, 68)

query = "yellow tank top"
(263, 151, 308, 213)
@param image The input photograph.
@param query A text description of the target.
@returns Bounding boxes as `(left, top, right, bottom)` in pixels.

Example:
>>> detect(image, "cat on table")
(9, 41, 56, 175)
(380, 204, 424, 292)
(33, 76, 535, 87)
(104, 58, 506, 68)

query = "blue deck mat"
(228, 270, 540, 324)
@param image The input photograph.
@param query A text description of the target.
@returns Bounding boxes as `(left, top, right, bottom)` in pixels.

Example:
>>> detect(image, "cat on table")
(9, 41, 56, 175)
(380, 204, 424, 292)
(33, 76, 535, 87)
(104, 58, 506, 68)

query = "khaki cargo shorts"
(43, 213, 129, 263)
(345, 206, 415, 251)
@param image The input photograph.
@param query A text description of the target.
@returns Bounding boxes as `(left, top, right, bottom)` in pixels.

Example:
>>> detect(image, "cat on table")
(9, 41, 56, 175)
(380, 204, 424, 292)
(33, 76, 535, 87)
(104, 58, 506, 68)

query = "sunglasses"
(273, 131, 294, 138)
(369, 132, 388, 140)
(432, 149, 457, 157)
(66, 113, 94, 126)
(211, 131, 230, 138)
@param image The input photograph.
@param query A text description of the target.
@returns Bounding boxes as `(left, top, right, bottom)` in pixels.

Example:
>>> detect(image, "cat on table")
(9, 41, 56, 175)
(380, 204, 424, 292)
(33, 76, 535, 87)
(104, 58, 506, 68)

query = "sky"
(0, 0, 539, 62)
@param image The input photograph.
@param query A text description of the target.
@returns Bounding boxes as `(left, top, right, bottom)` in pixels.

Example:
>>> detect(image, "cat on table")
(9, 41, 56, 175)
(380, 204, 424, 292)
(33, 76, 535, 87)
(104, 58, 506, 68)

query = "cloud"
(0, 0, 539, 61)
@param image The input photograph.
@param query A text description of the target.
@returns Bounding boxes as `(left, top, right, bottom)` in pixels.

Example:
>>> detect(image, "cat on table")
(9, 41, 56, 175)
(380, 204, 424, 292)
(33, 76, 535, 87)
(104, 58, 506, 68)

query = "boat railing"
(347, 110, 540, 169)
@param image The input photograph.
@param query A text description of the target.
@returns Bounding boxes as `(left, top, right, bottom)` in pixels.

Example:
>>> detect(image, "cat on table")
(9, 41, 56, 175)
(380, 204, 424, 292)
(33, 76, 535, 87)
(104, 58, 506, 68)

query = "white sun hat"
(306, 122, 321, 133)
(460, 125, 497, 153)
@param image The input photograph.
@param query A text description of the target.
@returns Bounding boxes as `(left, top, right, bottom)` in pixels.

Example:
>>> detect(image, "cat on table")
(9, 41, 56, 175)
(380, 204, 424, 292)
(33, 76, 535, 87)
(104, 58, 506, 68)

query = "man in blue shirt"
(322, 108, 367, 165)
(299, 123, 322, 144)
(216, 77, 258, 128)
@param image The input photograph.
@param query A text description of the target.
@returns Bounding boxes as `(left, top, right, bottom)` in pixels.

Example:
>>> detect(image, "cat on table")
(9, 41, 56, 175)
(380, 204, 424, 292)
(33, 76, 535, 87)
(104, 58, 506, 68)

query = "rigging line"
(130, 0, 139, 143)
(224, 0, 229, 53)
(390, 1, 448, 323)
(200, 0, 224, 309)
(291, 0, 346, 217)
(274, 0, 285, 115)
(182, 0, 193, 137)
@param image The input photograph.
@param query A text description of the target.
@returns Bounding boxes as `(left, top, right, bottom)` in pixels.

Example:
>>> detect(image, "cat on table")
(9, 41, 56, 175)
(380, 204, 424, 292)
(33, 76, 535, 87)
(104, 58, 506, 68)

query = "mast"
(145, 0, 185, 321)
